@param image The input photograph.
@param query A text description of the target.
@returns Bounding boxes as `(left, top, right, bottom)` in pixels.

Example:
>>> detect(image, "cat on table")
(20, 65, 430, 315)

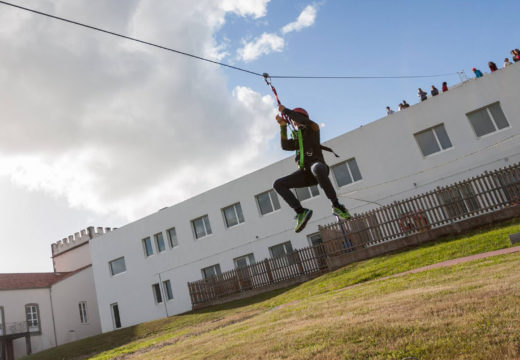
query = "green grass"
(24, 218, 520, 360)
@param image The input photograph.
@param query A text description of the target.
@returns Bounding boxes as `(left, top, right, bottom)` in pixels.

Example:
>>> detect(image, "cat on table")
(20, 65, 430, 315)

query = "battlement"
(51, 227, 113, 257)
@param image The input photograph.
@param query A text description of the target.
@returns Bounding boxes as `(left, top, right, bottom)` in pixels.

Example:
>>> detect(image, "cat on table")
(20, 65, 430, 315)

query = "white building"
(0, 228, 109, 360)
(89, 64, 520, 333)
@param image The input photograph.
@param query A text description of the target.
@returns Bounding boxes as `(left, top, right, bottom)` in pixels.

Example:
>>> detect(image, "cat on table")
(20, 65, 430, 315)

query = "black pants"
(273, 161, 338, 213)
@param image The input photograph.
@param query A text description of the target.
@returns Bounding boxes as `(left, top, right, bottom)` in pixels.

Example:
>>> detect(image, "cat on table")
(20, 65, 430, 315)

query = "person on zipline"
(273, 104, 351, 233)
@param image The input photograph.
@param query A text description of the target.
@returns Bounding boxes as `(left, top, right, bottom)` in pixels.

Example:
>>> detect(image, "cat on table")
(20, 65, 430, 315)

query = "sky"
(0, 0, 519, 273)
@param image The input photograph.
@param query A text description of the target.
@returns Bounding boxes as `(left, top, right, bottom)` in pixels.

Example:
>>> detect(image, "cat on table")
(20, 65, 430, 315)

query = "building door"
(234, 254, 255, 290)
(0, 306, 4, 360)
(110, 303, 121, 330)
(0, 306, 4, 335)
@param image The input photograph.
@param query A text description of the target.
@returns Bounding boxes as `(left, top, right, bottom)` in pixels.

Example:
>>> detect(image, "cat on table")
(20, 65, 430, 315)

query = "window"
(167, 227, 178, 248)
(294, 185, 320, 201)
(332, 158, 362, 187)
(494, 170, 520, 203)
(269, 242, 293, 258)
(414, 124, 453, 157)
(192, 215, 212, 239)
(256, 189, 281, 215)
(154, 232, 166, 253)
(201, 264, 222, 280)
(269, 242, 296, 267)
(142, 237, 153, 257)
(308, 233, 323, 246)
(437, 183, 480, 219)
(79, 302, 88, 324)
(110, 303, 121, 329)
(152, 283, 163, 303)
(109, 257, 126, 276)
(163, 280, 174, 300)
(222, 203, 245, 228)
(234, 253, 256, 269)
(467, 102, 509, 137)
(25, 304, 40, 333)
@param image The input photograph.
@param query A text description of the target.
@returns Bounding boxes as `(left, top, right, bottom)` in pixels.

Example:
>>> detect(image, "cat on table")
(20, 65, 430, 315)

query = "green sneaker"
(333, 204, 351, 220)
(294, 208, 313, 233)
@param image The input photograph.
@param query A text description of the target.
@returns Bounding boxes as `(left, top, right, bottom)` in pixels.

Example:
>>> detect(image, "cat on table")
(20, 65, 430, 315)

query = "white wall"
(91, 63, 520, 332)
(0, 288, 56, 359)
(53, 244, 92, 273)
(325, 64, 520, 212)
(50, 267, 102, 346)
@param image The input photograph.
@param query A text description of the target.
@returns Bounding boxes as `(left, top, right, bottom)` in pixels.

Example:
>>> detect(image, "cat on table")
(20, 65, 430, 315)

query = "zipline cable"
(0, 0, 458, 80)
(0, 0, 263, 77)
(269, 73, 457, 79)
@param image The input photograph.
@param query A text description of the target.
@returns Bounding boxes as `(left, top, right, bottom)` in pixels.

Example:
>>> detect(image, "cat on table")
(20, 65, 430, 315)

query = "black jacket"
(280, 108, 325, 169)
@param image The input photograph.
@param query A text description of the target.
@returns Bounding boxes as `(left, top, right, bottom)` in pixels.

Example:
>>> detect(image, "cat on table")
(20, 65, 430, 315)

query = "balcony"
(0, 322, 32, 360)
(0, 321, 29, 338)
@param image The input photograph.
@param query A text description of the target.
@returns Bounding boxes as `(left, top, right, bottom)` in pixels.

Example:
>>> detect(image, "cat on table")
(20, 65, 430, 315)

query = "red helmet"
(292, 107, 309, 117)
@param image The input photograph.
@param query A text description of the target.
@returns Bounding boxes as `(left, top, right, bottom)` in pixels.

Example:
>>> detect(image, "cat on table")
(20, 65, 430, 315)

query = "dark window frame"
(191, 215, 212, 239)
(166, 227, 178, 248)
(332, 158, 363, 187)
(222, 202, 245, 228)
(109, 257, 127, 276)
(255, 189, 281, 215)
(25, 303, 41, 334)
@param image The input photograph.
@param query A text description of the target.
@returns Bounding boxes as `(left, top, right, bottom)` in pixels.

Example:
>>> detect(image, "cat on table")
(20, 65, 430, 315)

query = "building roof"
(0, 265, 91, 290)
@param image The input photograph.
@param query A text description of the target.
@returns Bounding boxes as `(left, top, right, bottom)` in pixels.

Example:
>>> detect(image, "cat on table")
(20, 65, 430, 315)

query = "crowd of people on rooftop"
(386, 47, 519, 116)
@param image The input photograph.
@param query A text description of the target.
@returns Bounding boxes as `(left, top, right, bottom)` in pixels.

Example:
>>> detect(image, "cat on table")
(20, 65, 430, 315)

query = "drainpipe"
(157, 273, 169, 318)
(48, 287, 58, 347)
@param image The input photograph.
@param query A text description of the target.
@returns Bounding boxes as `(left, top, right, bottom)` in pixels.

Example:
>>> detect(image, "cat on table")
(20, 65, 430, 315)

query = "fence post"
(264, 259, 274, 284)
(295, 251, 304, 275)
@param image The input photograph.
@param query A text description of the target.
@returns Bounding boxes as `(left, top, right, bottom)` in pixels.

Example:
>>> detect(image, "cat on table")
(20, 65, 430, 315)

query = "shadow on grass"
(183, 284, 301, 314)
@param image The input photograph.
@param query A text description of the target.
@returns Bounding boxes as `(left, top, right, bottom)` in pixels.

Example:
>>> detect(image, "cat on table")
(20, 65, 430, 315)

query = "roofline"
(0, 265, 92, 291)
(51, 239, 89, 258)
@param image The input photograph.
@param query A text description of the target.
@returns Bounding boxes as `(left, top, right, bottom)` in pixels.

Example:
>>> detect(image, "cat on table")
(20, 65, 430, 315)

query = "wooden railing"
(0, 321, 28, 336)
(188, 163, 520, 308)
(321, 163, 520, 254)
(188, 244, 328, 306)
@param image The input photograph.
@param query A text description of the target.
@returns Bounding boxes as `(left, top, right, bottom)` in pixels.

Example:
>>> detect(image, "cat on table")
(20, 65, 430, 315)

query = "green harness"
(292, 129, 305, 169)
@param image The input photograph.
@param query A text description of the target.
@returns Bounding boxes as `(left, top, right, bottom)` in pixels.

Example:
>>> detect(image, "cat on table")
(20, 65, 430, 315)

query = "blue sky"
(220, 0, 520, 140)
(0, 0, 518, 273)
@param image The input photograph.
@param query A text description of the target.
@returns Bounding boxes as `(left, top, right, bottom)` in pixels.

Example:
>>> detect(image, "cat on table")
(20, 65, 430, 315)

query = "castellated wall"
(51, 227, 113, 273)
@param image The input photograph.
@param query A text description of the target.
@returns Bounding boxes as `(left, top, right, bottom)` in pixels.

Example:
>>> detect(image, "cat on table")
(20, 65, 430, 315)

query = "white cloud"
(236, 4, 318, 62)
(237, 33, 284, 62)
(281, 5, 317, 34)
(0, 0, 279, 220)
(220, 0, 271, 19)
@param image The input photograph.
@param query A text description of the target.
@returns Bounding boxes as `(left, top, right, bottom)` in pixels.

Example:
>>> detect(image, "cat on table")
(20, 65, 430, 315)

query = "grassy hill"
(25, 219, 520, 360)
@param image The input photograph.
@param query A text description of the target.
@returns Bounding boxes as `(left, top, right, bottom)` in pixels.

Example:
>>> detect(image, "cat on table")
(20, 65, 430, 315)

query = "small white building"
(89, 64, 520, 333)
(0, 228, 109, 360)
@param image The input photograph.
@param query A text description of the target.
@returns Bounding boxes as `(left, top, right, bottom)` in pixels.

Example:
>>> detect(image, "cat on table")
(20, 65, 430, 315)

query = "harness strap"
(320, 145, 340, 158)
(296, 130, 305, 169)
(264, 73, 294, 131)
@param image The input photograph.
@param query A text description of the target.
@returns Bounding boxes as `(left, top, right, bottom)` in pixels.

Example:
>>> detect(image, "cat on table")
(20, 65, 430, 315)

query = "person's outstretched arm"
(279, 105, 312, 127)
(276, 114, 297, 151)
